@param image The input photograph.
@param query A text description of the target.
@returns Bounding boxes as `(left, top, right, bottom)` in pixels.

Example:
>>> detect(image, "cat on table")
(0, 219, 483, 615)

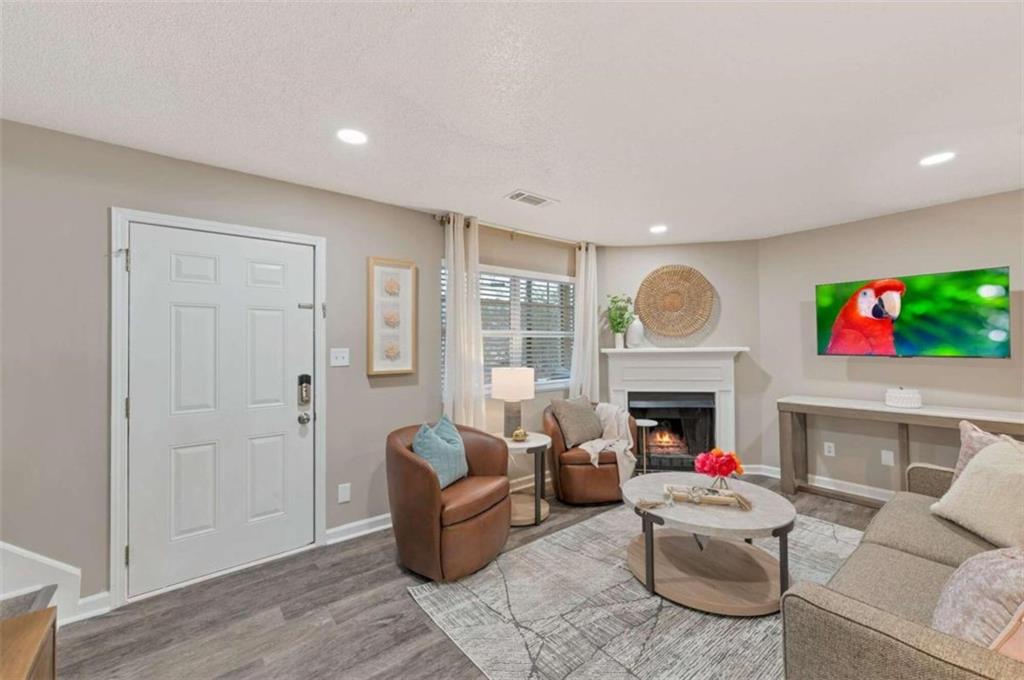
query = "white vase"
(626, 318, 645, 347)
(614, 333, 625, 349)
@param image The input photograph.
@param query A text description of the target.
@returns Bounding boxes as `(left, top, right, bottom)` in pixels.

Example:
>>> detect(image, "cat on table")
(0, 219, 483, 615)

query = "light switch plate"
(337, 483, 351, 504)
(880, 449, 895, 467)
(330, 347, 350, 367)
(823, 442, 836, 457)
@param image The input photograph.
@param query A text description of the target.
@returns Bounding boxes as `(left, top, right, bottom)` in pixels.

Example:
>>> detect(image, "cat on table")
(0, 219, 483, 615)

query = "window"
(442, 265, 575, 390)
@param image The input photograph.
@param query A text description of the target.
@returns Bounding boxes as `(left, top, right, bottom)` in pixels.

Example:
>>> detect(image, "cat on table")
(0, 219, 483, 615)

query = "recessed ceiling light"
(649, 224, 668, 234)
(919, 151, 955, 166)
(336, 128, 368, 145)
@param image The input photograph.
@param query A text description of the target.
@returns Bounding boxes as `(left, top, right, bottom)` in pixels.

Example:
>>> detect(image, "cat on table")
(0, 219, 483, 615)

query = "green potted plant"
(606, 294, 634, 349)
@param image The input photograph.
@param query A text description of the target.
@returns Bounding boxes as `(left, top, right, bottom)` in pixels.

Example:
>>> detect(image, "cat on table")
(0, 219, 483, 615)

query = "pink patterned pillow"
(932, 548, 1024, 651)
(954, 421, 1019, 481)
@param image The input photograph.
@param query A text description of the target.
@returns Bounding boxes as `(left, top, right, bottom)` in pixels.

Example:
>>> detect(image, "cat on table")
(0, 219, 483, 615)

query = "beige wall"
(479, 224, 575, 485)
(757, 191, 1024, 485)
(0, 121, 444, 596)
(596, 241, 766, 464)
(593, 193, 1022, 485)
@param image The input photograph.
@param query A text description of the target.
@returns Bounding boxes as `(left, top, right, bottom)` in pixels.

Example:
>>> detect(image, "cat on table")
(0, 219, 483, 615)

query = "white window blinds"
(442, 265, 574, 389)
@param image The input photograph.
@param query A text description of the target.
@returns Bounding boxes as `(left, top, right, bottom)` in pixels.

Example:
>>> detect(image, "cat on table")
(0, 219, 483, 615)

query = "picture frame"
(367, 257, 418, 375)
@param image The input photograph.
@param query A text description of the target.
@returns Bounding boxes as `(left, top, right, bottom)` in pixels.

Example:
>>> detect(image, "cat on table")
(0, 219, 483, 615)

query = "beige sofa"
(782, 463, 1024, 680)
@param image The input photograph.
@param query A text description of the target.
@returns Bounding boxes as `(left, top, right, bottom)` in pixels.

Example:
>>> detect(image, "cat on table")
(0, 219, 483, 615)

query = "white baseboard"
(740, 464, 894, 503)
(61, 591, 112, 626)
(325, 513, 392, 545)
(807, 474, 895, 503)
(742, 464, 781, 478)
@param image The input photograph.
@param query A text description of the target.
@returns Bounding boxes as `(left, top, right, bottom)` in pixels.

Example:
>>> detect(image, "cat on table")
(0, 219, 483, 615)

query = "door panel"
(128, 222, 315, 597)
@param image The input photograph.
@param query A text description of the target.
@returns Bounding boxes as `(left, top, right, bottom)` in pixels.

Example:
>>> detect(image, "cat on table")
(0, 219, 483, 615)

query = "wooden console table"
(778, 395, 1024, 507)
(1, 607, 56, 680)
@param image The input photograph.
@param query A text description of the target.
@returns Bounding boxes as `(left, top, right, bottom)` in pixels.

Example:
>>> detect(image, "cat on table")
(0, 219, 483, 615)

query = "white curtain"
(569, 242, 600, 401)
(442, 214, 487, 428)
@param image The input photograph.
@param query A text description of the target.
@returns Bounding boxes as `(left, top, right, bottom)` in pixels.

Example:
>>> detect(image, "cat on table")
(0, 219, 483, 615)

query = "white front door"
(128, 222, 315, 597)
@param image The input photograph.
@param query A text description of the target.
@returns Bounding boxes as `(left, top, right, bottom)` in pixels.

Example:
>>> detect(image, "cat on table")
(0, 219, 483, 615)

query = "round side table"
(635, 419, 658, 475)
(500, 432, 552, 526)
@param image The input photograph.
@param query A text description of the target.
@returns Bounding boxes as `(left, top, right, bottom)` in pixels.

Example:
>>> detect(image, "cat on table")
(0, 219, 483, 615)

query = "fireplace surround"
(602, 347, 748, 464)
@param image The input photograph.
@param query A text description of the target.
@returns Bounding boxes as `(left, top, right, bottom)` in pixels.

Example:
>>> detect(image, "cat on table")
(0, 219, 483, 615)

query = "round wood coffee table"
(621, 472, 796, 616)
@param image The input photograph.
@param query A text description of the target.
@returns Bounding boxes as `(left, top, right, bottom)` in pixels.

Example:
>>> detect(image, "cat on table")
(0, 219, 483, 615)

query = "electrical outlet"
(823, 441, 836, 457)
(880, 449, 895, 467)
(330, 348, 350, 367)
(337, 483, 351, 504)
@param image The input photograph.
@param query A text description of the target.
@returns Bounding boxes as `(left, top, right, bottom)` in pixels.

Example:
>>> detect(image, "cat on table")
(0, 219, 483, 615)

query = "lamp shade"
(491, 367, 535, 402)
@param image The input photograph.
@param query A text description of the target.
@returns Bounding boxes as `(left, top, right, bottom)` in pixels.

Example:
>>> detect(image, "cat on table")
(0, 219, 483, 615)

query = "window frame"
(478, 264, 576, 394)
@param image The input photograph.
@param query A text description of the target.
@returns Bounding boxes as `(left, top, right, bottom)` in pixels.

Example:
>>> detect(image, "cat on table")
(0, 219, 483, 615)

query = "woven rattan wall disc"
(635, 265, 714, 337)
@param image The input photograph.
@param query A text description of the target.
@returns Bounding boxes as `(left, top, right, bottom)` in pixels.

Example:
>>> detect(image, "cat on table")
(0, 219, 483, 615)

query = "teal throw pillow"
(412, 415, 468, 489)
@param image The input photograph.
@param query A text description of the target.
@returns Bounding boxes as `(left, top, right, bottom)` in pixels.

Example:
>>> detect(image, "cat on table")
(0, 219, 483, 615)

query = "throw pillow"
(412, 415, 468, 488)
(954, 420, 1021, 481)
(932, 547, 1024, 659)
(551, 396, 603, 448)
(991, 602, 1024, 662)
(931, 439, 1024, 547)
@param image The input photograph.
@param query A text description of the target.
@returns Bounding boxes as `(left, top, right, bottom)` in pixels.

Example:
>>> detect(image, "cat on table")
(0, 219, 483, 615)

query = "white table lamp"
(491, 367, 535, 438)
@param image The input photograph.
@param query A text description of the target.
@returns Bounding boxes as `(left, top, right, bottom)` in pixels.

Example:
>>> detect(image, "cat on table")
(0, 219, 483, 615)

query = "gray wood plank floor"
(58, 476, 875, 679)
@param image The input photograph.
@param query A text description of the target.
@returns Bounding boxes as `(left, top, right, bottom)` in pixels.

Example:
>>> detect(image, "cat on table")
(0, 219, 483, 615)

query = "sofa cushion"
(828, 543, 955, 626)
(862, 491, 995, 568)
(440, 476, 509, 526)
(560, 447, 617, 466)
(931, 440, 1024, 548)
(550, 397, 603, 448)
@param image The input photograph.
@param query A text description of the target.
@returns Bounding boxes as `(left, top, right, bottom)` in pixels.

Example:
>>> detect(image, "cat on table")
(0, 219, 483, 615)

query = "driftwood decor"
(634, 265, 714, 337)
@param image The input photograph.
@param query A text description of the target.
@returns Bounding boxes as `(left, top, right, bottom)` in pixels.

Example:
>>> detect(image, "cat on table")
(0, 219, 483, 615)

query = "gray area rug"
(409, 506, 861, 680)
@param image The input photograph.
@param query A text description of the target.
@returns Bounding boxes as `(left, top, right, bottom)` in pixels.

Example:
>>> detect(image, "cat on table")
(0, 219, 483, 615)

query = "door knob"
(297, 412, 311, 425)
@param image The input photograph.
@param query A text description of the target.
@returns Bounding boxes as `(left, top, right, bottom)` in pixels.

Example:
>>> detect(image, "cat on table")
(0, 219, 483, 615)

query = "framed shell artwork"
(367, 257, 417, 375)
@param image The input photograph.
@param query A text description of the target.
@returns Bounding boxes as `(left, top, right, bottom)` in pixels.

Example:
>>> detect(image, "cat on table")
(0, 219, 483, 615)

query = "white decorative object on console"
(602, 347, 749, 453)
(885, 387, 922, 409)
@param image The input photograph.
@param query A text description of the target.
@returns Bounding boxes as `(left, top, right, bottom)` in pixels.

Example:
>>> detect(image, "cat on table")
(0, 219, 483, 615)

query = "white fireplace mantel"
(601, 346, 749, 452)
(601, 347, 749, 358)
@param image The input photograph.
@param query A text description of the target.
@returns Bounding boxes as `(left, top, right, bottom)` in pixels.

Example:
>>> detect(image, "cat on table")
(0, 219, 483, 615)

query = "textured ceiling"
(3, 3, 1021, 245)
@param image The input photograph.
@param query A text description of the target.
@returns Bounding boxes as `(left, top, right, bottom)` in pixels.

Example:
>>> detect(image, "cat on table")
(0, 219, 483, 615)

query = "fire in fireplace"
(648, 423, 687, 455)
(628, 392, 715, 471)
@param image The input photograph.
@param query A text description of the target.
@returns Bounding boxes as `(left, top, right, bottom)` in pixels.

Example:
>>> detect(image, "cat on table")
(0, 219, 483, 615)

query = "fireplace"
(629, 392, 715, 472)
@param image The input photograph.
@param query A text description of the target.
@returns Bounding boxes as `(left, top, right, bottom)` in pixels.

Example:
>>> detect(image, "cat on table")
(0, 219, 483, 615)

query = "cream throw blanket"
(577, 402, 636, 485)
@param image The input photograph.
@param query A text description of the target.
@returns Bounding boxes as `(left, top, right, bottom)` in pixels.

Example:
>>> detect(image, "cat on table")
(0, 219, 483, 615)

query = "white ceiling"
(3, 3, 1021, 245)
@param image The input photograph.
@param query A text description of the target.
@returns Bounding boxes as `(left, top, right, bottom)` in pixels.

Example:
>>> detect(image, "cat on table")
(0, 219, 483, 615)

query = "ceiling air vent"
(505, 190, 558, 207)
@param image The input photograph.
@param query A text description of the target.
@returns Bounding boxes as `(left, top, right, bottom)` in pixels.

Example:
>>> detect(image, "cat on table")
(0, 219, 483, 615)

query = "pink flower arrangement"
(694, 448, 745, 479)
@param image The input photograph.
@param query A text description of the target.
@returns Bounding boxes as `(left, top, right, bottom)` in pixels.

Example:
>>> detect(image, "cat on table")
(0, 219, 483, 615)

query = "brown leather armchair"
(385, 424, 511, 582)
(543, 405, 637, 504)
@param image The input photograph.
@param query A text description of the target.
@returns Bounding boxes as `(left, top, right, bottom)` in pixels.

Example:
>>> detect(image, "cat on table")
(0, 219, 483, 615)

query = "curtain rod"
(433, 213, 583, 247)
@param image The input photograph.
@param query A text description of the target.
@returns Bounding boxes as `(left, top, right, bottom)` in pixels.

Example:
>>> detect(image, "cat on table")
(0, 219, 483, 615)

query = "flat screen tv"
(815, 266, 1011, 358)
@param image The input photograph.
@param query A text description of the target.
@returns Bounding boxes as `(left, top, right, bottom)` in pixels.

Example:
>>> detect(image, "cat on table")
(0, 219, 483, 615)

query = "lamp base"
(503, 401, 522, 438)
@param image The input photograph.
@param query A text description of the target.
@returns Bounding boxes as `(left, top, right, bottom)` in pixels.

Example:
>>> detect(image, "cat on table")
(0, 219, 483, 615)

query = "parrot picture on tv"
(816, 266, 1011, 358)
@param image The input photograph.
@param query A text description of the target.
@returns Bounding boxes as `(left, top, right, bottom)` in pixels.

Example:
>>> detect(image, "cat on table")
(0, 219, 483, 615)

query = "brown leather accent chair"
(543, 405, 637, 505)
(385, 424, 511, 582)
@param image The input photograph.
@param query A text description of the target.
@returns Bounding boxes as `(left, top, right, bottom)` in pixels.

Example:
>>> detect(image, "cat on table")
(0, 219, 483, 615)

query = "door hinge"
(125, 397, 130, 419)
(124, 545, 130, 567)
(124, 248, 131, 272)
(322, 302, 327, 318)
